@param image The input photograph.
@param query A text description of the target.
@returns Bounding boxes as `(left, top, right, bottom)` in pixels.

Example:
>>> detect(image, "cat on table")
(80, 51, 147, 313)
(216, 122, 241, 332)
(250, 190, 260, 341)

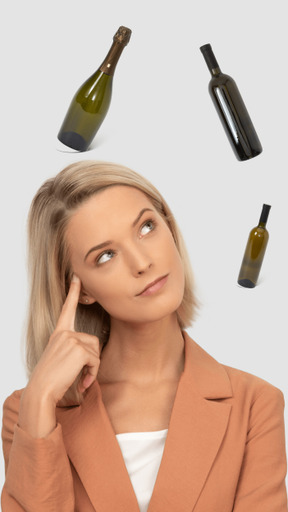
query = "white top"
(116, 429, 168, 512)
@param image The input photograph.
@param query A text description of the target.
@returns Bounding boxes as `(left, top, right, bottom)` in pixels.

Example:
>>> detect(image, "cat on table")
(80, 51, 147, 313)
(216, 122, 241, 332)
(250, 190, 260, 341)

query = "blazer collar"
(181, 331, 233, 399)
(56, 332, 233, 512)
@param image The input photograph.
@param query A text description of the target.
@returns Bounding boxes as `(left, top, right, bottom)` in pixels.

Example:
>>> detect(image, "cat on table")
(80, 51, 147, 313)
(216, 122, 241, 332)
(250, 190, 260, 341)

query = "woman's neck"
(98, 314, 185, 385)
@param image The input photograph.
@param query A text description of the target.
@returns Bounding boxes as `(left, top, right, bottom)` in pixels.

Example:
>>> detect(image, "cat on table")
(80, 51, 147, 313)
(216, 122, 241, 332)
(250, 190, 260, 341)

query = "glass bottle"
(200, 43, 262, 161)
(238, 204, 271, 288)
(58, 26, 132, 151)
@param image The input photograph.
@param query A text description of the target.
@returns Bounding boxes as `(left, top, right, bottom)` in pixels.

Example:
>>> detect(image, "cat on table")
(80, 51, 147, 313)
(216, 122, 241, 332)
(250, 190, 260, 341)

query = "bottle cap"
(259, 204, 271, 224)
(200, 43, 219, 71)
(200, 44, 212, 53)
(114, 26, 132, 46)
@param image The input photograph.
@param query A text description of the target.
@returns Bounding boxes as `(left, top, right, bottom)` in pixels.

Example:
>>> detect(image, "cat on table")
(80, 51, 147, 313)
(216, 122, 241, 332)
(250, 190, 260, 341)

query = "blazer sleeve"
(1, 390, 75, 512)
(233, 384, 288, 511)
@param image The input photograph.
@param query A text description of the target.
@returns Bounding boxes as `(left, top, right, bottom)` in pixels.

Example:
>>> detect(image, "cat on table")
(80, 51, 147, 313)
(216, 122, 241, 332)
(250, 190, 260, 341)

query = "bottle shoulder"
(75, 71, 113, 102)
(209, 73, 235, 87)
(79, 70, 112, 89)
(249, 225, 269, 238)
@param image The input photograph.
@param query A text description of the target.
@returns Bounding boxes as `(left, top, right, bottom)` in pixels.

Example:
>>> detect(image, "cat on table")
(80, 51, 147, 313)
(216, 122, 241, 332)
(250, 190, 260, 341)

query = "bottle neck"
(99, 41, 126, 76)
(200, 43, 222, 77)
(99, 26, 131, 76)
(258, 204, 271, 227)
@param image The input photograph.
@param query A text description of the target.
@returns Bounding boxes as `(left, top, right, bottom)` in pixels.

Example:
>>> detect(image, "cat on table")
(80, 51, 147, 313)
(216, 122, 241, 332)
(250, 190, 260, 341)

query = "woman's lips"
(136, 275, 168, 296)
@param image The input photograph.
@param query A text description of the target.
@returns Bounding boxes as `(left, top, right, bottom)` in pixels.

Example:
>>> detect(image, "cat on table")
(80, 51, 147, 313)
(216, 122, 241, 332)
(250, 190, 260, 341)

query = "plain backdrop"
(0, 0, 287, 488)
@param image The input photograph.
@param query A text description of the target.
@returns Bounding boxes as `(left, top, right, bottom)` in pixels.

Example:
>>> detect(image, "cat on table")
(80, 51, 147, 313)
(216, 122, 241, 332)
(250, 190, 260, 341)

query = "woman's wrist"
(18, 384, 57, 439)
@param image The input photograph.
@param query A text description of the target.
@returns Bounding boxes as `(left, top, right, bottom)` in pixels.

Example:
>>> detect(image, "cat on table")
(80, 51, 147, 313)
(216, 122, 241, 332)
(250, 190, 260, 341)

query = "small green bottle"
(237, 204, 271, 288)
(57, 26, 132, 152)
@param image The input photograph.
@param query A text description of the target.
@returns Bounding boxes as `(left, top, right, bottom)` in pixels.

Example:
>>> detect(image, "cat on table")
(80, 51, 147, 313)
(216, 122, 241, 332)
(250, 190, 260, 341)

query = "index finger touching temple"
(55, 274, 82, 332)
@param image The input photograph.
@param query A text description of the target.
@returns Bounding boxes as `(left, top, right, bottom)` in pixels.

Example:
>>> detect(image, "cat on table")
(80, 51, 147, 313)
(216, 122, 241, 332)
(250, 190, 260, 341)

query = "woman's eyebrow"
(84, 207, 154, 262)
(132, 208, 153, 227)
(84, 240, 113, 261)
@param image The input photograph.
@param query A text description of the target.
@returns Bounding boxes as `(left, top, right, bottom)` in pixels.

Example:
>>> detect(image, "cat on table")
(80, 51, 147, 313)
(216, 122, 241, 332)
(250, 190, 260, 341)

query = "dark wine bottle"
(57, 26, 132, 152)
(200, 43, 262, 161)
(237, 204, 271, 288)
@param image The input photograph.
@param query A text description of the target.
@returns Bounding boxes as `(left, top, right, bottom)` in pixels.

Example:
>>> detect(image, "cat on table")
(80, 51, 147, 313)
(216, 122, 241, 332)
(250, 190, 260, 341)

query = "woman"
(1, 160, 287, 511)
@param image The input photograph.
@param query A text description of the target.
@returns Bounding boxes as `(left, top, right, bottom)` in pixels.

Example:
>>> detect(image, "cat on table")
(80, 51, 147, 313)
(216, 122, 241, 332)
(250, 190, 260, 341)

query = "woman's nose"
(137, 261, 152, 275)
(128, 245, 152, 276)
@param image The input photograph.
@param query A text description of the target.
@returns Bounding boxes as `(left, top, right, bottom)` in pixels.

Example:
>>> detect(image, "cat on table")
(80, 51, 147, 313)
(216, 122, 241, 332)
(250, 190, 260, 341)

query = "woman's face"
(66, 186, 185, 325)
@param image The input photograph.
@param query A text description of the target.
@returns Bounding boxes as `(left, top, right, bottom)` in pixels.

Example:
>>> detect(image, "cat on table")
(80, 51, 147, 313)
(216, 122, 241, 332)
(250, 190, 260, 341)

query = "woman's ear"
(69, 270, 96, 305)
(79, 289, 97, 305)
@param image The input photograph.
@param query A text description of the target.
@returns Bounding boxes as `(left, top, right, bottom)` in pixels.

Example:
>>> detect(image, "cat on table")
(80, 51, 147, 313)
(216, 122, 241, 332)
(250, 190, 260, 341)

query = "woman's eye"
(140, 220, 155, 237)
(97, 250, 115, 265)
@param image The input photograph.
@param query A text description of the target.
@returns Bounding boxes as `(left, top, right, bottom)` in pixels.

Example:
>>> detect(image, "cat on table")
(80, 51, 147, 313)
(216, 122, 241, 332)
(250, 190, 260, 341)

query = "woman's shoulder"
(222, 363, 285, 405)
(184, 333, 284, 405)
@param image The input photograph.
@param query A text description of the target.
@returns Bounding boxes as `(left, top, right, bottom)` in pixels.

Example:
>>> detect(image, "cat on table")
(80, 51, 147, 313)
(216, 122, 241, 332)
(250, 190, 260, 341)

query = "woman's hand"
(18, 275, 101, 438)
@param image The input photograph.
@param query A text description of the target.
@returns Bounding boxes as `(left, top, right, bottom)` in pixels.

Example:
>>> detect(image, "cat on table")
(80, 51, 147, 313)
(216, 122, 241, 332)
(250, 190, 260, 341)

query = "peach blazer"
(1, 333, 287, 511)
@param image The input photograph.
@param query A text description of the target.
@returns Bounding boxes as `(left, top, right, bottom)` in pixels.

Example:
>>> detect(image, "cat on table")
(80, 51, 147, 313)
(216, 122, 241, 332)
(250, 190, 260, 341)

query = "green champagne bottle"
(57, 26, 132, 152)
(200, 43, 263, 161)
(237, 204, 271, 288)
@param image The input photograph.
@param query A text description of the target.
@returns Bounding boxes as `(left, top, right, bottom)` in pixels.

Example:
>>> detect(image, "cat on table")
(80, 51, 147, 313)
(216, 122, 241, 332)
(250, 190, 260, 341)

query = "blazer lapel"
(56, 382, 139, 512)
(148, 333, 233, 512)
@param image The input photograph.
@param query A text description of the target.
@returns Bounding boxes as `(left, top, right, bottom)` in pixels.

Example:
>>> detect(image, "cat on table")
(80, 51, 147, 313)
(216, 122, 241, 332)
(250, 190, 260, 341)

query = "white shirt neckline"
(116, 429, 168, 440)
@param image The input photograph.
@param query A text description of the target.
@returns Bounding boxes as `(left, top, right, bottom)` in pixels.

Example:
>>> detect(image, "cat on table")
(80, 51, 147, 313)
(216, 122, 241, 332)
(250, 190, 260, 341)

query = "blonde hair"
(26, 161, 197, 402)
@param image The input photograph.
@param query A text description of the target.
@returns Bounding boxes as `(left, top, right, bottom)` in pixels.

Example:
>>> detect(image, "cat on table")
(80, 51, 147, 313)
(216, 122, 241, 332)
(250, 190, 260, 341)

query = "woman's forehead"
(78, 186, 153, 216)
(67, 187, 155, 237)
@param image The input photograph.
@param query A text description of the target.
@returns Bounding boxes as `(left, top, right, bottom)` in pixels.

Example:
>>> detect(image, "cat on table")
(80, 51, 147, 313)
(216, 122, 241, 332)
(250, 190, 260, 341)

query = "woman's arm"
(17, 275, 100, 439)
(1, 391, 75, 512)
(1, 276, 101, 511)
(233, 384, 287, 511)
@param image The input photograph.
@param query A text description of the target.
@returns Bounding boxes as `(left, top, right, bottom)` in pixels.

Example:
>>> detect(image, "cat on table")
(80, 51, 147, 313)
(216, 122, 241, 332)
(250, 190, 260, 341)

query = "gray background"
(1, 0, 287, 487)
